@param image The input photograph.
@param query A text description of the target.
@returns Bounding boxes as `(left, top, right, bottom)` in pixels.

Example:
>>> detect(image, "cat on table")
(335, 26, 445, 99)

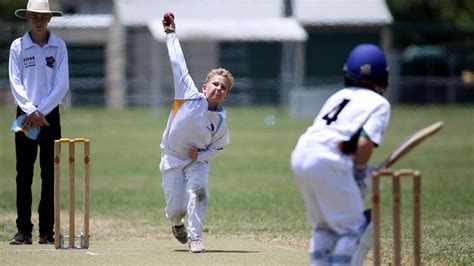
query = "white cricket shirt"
(160, 33, 230, 171)
(296, 87, 390, 149)
(9, 31, 69, 115)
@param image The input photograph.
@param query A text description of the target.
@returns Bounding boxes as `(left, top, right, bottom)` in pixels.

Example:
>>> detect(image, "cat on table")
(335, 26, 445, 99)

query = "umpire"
(8, 0, 69, 245)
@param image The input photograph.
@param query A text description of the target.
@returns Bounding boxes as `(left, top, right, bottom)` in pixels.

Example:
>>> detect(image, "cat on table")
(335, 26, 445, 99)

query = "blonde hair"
(205, 68, 234, 91)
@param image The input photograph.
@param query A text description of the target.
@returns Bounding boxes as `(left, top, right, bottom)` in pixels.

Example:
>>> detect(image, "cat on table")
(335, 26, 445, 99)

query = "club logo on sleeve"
(23, 56, 36, 68)
(46, 56, 55, 68)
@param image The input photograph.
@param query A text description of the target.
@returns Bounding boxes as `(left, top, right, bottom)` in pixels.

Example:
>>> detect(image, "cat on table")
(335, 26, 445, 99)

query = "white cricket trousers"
(291, 144, 366, 266)
(162, 161, 210, 240)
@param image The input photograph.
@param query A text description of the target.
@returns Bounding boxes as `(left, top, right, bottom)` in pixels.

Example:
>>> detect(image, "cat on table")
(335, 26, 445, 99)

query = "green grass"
(0, 105, 473, 264)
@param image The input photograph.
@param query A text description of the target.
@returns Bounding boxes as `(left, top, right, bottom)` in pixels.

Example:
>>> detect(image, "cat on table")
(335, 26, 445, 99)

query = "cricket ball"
(163, 11, 174, 26)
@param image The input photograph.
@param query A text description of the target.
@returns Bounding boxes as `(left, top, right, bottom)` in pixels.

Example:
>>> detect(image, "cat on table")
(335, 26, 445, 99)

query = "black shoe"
(172, 225, 188, 244)
(9, 231, 33, 245)
(38, 234, 54, 244)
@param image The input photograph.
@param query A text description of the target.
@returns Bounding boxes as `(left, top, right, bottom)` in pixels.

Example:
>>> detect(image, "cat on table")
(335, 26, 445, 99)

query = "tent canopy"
(116, 0, 284, 27)
(49, 14, 112, 29)
(148, 18, 307, 42)
(294, 0, 393, 26)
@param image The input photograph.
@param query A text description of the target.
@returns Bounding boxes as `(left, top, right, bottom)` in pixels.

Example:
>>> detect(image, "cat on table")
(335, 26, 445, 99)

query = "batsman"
(291, 44, 391, 265)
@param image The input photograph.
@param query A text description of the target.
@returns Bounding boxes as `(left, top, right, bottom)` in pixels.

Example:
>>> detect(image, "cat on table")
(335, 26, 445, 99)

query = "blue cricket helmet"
(343, 44, 389, 89)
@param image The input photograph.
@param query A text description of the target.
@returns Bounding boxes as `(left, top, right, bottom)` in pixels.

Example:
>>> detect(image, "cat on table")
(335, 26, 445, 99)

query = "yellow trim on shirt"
(172, 99, 186, 118)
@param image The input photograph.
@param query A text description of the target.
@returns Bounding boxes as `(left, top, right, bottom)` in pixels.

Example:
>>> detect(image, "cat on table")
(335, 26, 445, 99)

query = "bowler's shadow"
(175, 249, 259, 253)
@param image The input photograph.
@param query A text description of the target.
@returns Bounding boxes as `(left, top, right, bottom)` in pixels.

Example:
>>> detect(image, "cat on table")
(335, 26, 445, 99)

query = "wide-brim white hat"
(15, 0, 63, 19)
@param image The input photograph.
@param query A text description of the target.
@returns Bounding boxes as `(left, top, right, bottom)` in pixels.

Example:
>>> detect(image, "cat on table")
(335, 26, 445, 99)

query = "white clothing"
(160, 32, 230, 240)
(162, 161, 209, 239)
(310, 227, 338, 266)
(160, 32, 229, 172)
(291, 87, 390, 265)
(351, 222, 372, 266)
(292, 143, 363, 266)
(296, 87, 390, 149)
(9, 31, 69, 115)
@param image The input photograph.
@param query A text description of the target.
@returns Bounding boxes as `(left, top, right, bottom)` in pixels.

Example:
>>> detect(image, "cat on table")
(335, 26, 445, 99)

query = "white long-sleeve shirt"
(160, 32, 230, 172)
(9, 31, 69, 115)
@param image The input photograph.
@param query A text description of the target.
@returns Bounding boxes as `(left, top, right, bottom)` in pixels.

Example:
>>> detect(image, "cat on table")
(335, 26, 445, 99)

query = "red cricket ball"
(163, 12, 174, 26)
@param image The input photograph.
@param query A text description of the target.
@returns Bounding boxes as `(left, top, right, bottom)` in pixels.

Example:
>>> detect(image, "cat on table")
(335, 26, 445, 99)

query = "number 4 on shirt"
(322, 99, 350, 125)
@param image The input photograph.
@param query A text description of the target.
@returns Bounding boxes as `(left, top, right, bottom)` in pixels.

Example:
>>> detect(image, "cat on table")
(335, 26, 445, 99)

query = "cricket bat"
(379, 121, 444, 169)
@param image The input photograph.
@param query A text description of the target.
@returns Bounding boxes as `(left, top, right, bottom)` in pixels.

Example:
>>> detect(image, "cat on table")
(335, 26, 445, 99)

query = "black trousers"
(15, 106, 61, 236)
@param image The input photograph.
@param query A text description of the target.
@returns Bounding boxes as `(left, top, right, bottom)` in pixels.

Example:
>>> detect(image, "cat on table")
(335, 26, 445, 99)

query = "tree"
(0, 0, 61, 21)
(387, 0, 474, 28)
(0, 0, 25, 21)
(386, 0, 474, 47)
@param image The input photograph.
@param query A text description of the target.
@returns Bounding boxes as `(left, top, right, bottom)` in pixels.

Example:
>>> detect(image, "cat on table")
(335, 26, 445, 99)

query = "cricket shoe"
(9, 231, 32, 245)
(38, 234, 55, 244)
(189, 237, 205, 253)
(172, 225, 188, 244)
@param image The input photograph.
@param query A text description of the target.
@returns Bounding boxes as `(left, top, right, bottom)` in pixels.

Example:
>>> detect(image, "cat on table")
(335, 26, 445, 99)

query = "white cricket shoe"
(189, 237, 205, 253)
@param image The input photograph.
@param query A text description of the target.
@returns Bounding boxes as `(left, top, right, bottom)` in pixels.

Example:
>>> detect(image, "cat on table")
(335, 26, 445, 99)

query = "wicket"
(371, 169, 421, 266)
(54, 138, 90, 249)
